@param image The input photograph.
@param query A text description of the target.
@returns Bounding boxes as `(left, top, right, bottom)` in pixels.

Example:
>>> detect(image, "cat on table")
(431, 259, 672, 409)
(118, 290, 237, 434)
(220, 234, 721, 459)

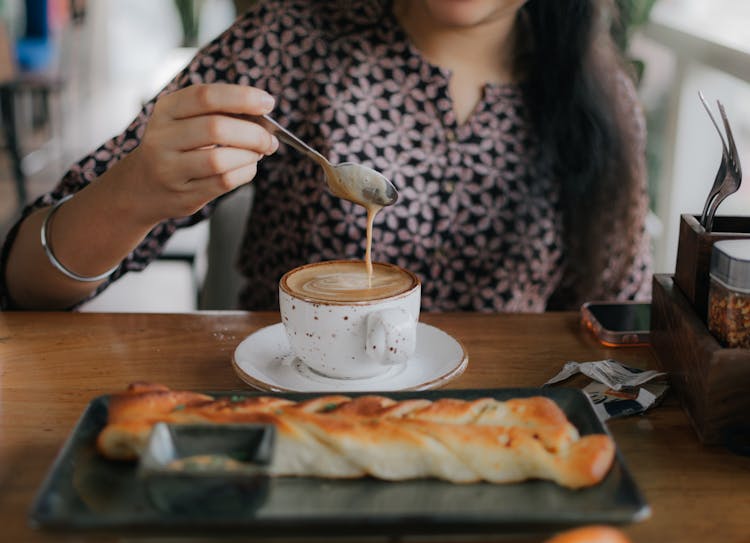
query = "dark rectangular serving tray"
(29, 388, 649, 537)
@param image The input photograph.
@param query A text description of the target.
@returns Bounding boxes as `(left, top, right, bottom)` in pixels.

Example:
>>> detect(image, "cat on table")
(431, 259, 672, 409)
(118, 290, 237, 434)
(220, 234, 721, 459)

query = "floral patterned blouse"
(0, 0, 652, 312)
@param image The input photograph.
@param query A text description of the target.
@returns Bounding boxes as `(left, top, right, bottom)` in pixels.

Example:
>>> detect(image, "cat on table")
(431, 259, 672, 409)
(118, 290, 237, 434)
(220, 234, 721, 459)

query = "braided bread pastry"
(97, 383, 615, 489)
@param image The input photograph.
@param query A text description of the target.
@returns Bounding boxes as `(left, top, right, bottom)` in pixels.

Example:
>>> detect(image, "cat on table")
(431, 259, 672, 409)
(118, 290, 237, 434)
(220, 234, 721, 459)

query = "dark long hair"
(517, 0, 643, 307)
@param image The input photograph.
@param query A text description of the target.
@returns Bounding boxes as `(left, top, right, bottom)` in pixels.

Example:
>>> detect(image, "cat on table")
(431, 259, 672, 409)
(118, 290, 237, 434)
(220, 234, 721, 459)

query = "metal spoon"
(243, 114, 398, 208)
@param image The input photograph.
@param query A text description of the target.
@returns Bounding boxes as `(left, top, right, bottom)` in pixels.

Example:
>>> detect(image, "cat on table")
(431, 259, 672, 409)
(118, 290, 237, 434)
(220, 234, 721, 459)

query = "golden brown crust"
(107, 383, 214, 424)
(96, 384, 615, 488)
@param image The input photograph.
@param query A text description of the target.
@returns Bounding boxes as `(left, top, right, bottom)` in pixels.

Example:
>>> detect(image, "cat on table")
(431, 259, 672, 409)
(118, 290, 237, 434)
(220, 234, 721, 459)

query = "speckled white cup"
(279, 262, 421, 379)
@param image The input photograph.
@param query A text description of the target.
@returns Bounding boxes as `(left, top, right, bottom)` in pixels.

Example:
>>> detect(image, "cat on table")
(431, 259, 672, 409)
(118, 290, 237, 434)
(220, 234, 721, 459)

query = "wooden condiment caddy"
(651, 214, 750, 445)
(674, 214, 750, 323)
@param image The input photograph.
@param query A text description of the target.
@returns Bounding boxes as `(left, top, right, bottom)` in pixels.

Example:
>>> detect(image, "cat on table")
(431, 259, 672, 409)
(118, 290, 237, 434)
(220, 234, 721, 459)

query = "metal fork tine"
(699, 91, 729, 155)
(718, 101, 742, 177)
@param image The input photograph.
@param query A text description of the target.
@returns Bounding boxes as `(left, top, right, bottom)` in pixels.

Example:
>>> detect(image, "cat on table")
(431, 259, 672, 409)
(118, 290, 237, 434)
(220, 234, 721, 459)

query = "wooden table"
(1, 311, 749, 542)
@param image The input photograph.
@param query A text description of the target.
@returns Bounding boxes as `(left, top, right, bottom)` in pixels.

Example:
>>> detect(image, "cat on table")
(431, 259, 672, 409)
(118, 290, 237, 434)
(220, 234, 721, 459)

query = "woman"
(0, 0, 651, 312)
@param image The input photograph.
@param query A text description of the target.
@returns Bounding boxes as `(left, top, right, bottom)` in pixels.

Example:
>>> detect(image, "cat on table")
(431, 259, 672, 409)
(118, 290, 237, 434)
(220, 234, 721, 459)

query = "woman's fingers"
(156, 162, 259, 218)
(124, 84, 280, 221)
(159, 83, 275, 120)
(166, 114, 278, 154)
(179, 147, 264, 180)
(190, 162, 259, 196)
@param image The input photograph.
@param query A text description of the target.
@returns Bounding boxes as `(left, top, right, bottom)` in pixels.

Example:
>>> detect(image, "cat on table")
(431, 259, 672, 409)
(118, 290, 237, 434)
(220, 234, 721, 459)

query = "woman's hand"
(115, 83, 279, 226)
(6, 83, 279, 309)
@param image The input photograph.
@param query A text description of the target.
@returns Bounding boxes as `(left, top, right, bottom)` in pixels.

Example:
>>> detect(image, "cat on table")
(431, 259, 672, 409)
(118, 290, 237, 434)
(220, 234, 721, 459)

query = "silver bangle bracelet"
(40, 195, 119, 282)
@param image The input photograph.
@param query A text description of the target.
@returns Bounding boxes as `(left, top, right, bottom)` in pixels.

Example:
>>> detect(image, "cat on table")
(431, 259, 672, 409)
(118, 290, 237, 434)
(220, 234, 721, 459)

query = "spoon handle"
(242, 114, 330, 167)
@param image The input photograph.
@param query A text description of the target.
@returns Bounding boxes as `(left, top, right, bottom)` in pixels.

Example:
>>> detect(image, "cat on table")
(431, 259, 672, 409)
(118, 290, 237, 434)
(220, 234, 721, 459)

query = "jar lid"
(710, 239, 750, 292)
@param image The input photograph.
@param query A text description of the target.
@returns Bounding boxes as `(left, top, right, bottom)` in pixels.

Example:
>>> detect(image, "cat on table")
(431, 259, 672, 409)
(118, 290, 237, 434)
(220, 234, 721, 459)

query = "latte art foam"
(283, 261, 417, 303)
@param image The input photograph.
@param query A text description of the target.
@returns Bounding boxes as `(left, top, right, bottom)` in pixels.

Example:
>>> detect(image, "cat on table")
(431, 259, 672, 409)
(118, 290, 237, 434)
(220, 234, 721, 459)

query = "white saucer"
(232, 322, 468, 392)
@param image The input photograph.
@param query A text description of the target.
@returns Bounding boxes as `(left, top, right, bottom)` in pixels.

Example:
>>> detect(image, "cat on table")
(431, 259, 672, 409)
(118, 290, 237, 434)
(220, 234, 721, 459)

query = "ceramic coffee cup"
(279, 260, 421, 379)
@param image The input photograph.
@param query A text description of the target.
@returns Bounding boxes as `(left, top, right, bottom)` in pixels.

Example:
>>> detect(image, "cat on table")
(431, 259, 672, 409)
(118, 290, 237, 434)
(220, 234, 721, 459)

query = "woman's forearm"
(5, 156, 158, 309)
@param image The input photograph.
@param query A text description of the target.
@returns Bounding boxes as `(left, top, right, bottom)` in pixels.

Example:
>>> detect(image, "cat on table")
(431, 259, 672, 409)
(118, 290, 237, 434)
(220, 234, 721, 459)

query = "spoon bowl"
(327, 162, 398, 207)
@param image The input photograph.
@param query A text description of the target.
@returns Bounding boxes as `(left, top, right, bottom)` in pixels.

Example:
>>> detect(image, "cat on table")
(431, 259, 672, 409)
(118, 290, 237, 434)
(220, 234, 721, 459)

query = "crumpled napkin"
(543, 359, 669, 421)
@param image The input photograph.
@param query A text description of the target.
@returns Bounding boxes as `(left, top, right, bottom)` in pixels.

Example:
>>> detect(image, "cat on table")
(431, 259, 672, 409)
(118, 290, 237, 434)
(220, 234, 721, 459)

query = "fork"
(702, 99, 743, 232)
(698, 92, 730, 229)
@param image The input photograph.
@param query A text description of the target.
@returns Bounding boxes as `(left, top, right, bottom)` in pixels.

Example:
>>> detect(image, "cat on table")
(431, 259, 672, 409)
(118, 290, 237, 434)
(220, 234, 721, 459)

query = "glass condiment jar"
(708, 239, 750, 348)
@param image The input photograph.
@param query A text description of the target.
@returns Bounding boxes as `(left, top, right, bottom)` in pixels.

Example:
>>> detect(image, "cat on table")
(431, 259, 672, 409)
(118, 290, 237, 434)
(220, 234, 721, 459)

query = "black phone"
(580, 301, 651, 347)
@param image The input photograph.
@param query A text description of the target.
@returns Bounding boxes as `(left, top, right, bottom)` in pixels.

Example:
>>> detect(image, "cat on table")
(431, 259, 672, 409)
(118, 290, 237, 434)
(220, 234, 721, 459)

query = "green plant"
(614, 0, 658, 49)
(613, 0, 659, 81)
(173, 0, 205, 47)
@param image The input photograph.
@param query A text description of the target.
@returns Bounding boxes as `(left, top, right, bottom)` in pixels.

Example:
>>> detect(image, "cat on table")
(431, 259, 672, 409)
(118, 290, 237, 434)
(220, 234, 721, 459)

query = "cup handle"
(365, 308, 417, 365)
